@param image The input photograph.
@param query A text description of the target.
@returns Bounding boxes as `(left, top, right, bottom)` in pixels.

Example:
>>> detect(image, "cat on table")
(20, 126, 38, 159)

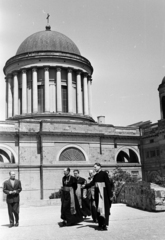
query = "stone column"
(83, 73, 89, 115)
(68, 68, 73, 113)
(88, 77, 92, 116)
(7, 74, 13, 118)
(56, 67, 62, 112)
(22, 69, 27, 114)
(76, 70, 82, 114)
(44, 67, 49, 112)
(32, 68, 38, 113)
(13, 72, 19, 116)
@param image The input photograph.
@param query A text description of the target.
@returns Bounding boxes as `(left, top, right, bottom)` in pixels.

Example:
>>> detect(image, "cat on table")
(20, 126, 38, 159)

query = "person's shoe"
(15, 223, 19, 227)
(9, 223, 14, 228)
(98, 224, 107, 231)
(60, 221, 67, 227)
(101, 225, 107, 231)
(98, 224, 102, 230)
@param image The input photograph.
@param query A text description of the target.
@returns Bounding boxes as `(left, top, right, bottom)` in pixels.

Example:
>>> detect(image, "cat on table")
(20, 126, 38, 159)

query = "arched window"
(162, 96, 165, 119)
(148, 171, 161, 183)
(59, 147, 86, 161)
(117, 148, 139, 163)
(0, 155, 3, 162)
(0, 149, 15, 163)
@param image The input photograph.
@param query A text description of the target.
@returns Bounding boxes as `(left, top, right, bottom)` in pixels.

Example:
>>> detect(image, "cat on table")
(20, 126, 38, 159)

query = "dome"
(16, 28, 81, 56)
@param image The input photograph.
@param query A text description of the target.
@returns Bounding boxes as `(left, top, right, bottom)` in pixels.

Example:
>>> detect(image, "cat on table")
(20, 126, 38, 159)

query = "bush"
(49, 189, 62, 199)
(151, 175, 165, 188)
(111, 167, 139, 203)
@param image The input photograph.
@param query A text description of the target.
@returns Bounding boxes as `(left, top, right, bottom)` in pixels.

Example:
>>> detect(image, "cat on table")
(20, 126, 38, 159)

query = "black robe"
(87, 177, 97, 222)
(61, 175, 83, 225)
(85, 170, 113, 226)
(76, 177, 91, 217)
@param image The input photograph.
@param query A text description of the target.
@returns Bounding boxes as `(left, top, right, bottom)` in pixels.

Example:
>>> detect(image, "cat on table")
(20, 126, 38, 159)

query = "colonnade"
(6, 67, 92, 119)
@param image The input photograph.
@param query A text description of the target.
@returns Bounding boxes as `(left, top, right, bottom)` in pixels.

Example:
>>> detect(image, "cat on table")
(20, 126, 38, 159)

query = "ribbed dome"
(16, 29, 81, 56)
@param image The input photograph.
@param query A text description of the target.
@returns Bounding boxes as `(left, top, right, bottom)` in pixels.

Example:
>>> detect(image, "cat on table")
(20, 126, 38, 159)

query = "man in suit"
(3, 171, 22, 228)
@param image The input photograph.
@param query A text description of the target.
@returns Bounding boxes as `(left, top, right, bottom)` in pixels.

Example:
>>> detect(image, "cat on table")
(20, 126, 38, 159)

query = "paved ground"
(0, 203, 165, 240)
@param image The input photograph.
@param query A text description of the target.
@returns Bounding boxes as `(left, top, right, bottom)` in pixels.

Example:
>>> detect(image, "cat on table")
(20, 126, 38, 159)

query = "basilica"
(0, 21, 164, 203)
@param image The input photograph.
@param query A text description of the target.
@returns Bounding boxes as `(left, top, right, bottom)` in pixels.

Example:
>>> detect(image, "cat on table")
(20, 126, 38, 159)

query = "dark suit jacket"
(3, 179, 22, 203)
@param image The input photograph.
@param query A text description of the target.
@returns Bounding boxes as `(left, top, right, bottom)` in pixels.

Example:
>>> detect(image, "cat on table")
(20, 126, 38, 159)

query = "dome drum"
(5, 65, 93, 121)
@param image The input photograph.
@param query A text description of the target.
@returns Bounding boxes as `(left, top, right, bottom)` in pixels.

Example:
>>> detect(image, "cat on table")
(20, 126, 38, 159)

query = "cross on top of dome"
(46, 13, 51, 31)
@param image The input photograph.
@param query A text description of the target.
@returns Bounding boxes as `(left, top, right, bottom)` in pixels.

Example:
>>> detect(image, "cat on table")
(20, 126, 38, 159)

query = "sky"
(0, 0, 165, 126)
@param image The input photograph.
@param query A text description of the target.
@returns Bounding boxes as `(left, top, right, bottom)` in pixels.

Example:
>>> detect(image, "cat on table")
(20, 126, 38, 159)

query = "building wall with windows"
(141, 79, 165, 183)
(141, 120, 165, 183)
(0, 120, 141, 202)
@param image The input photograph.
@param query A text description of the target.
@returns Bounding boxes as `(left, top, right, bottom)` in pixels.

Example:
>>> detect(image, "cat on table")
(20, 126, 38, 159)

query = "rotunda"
(0, 22, 142, 202)
(3, 25, 94, 122)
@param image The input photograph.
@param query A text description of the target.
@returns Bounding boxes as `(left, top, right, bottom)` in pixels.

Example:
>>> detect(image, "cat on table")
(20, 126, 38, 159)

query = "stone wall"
(117, 181, 165, 211)
(89, 147, 115, 163)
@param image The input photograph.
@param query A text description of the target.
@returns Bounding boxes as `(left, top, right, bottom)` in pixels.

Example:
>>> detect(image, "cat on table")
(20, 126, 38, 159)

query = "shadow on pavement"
(58, 222, 83, 228)
(1, 224, 10, 227)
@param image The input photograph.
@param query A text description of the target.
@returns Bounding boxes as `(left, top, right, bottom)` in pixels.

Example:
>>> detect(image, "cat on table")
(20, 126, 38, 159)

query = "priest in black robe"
(60, 167, 83, 226)
(82, 163, 113, 231)
(73, 169, 91, 217)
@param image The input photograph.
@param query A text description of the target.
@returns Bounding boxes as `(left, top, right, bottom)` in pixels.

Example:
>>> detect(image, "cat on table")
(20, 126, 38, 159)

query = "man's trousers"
(7, 202, 19, 224)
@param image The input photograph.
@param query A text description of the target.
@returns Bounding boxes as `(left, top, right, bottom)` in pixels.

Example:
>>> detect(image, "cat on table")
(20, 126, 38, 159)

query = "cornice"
(3, 51, 93, 75)
(0, 131, 140, 140)
(0, 163, 142, 169)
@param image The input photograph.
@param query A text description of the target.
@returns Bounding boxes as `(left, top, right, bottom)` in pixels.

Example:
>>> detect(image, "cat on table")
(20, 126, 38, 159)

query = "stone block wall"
(20, 146, 40, 165)
(20, 169, 40, 201)
(89, 147, 115, 163)
(117, 181, 165, 211)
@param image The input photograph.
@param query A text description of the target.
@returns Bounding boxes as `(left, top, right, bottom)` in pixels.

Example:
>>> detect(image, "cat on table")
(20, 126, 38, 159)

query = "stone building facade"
(0, 24, 142, 203)
(140, 78, 165, 183)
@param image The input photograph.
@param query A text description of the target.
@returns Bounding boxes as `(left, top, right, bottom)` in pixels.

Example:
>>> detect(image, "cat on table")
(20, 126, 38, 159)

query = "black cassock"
(87, 177, 97, 222)
(61, 175, 83, 225)
(76, 177, 91, 217)
(85, 170, 113, 226)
